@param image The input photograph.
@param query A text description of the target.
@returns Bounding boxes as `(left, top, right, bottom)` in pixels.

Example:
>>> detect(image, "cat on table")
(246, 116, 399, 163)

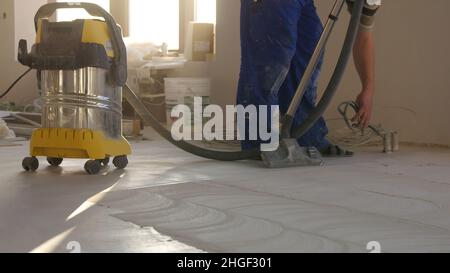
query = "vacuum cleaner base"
(22, 128, 131, 175)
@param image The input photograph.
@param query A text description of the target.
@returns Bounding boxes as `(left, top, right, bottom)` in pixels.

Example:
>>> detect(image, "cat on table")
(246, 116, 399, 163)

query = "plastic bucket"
(164, 78, 211, 129)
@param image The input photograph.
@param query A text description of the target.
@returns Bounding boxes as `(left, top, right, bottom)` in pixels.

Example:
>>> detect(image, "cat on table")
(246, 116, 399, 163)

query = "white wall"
(0, 0, 45, 106)
(210, 0, 450, 146)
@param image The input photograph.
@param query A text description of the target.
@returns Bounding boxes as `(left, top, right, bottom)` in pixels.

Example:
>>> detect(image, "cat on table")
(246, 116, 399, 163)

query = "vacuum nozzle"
(261, 139, 324, 168)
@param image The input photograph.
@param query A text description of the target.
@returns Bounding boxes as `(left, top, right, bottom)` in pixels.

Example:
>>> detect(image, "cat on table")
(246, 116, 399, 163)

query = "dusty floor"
(1, 129, 450, 253)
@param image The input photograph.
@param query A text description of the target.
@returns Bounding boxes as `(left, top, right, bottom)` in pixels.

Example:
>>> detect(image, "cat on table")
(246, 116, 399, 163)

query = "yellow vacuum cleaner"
(18, 2, 131, 175)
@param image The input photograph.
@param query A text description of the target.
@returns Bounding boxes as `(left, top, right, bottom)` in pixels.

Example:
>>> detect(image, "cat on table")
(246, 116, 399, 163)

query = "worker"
(237, 0, 381, 156)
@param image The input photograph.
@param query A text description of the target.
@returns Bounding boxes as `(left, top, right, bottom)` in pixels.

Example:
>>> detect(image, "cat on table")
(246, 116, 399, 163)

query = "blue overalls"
(238, 0, 330, 151)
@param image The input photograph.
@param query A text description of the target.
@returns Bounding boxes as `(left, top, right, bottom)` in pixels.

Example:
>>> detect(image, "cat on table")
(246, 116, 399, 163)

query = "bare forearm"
(348, 0, 381, 128)
(353, 30, 375, 93)
(352, 29, 376, 128)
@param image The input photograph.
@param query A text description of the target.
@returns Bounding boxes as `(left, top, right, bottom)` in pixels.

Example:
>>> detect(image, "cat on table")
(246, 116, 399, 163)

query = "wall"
(0, 0, 45, 106)
(317, 0, 450, 146)
(210, 0, 241, 107)
(210, 0, 450, 146)
(110, 0, 129, 36)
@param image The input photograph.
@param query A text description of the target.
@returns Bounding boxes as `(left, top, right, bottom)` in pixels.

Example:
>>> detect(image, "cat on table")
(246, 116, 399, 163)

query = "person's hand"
(352, 89, 374, 129)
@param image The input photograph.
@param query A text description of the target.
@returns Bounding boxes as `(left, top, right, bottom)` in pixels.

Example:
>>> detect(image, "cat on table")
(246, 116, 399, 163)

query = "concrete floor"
(1, 129, 450, 253)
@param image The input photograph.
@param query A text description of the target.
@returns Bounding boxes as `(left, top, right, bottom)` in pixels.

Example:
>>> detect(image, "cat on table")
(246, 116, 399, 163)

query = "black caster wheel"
(84, 160, 102, 175)
(22, 157, 39, 172)
(97, 157, 110, 167)
(47, 157, 63, 167)
(113, 156, 128, 170)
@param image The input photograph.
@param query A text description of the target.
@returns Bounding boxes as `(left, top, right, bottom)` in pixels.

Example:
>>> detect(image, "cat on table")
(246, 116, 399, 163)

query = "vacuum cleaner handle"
(34, 2, 109, 24)
(33, 2, 127, 86)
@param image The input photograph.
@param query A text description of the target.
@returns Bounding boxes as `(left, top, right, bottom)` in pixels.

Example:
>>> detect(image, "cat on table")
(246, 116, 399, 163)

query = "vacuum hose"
(123, 85, 261, 161)
(292, 0, 364, 139)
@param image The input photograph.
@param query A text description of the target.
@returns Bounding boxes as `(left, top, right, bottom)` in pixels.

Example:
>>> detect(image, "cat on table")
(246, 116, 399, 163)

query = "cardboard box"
(184, 22, 215, 62)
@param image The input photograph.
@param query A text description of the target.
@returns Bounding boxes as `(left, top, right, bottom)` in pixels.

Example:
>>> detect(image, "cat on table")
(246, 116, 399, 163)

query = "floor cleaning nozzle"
(261, 139, 323, 168)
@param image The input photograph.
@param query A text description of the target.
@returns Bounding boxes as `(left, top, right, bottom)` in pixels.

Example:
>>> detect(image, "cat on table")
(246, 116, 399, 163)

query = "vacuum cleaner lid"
(28, 19, 112, 71)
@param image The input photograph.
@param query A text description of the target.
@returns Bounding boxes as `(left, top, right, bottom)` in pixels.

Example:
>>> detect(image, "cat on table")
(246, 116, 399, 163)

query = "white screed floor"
(1, 129, 450, 253)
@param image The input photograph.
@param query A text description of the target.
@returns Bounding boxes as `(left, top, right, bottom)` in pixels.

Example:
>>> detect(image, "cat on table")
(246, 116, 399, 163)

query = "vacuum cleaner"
(18, 2, 130, 174)
(16, 0, 366, 174)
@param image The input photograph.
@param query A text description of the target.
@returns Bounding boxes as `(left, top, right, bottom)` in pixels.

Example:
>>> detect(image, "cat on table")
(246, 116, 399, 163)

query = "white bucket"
(164, 78, 211, 129)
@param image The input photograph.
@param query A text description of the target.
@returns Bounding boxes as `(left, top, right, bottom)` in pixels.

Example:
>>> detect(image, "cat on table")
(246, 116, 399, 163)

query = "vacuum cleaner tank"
(40, 67, 123, 140)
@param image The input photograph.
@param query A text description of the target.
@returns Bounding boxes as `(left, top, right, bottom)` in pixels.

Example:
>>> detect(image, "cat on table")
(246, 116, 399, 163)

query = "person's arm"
(352, 29, 375, 129)
(345, 0, 381, 128)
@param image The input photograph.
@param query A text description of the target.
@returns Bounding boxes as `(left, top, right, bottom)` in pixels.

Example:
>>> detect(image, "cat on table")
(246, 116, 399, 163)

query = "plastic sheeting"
(0, 118, 16, 140)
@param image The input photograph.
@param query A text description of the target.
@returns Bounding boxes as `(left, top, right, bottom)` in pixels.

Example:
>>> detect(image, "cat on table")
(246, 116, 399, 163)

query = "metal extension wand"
(281, 0, 347, 139)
